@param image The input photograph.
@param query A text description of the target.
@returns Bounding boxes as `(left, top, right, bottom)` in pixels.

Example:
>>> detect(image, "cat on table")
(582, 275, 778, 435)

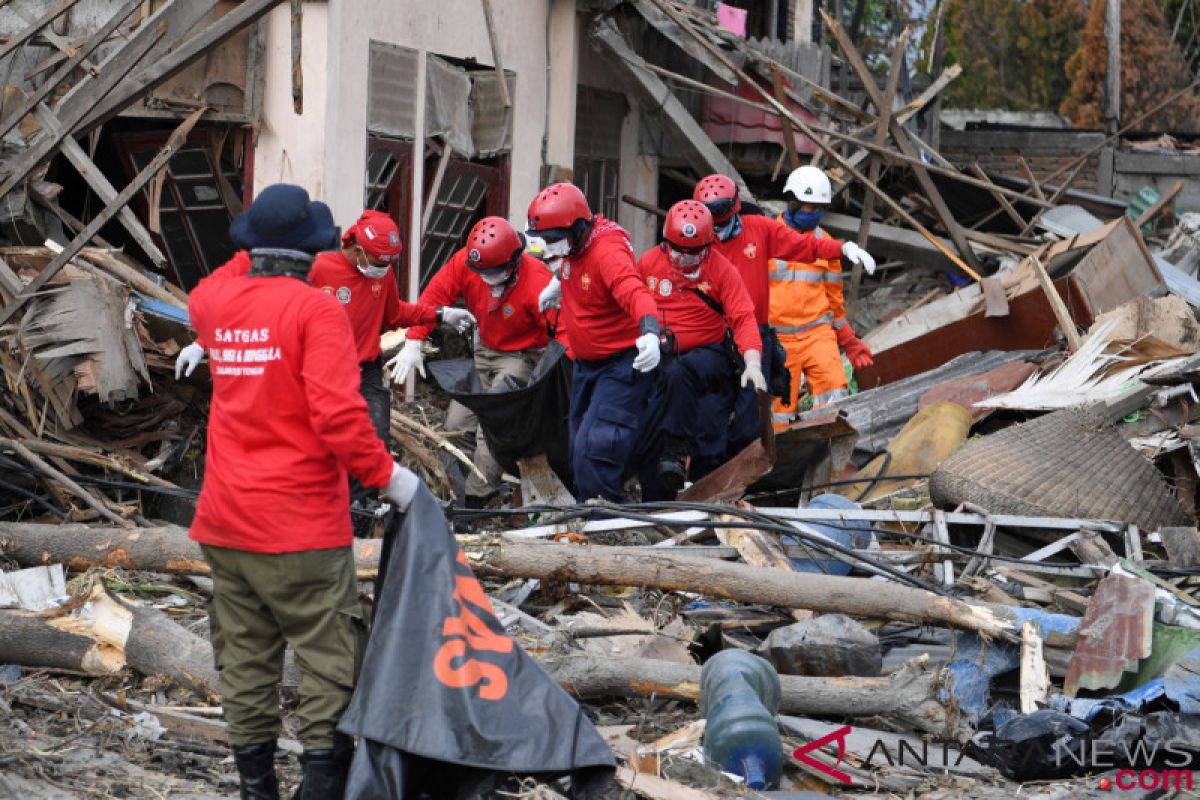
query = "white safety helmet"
(783, 165, 832, 205)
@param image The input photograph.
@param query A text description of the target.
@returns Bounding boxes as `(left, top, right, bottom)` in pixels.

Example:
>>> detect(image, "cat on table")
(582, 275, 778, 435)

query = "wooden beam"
(0, 23, 164, 206)
(1029, 254, 1083, 351)
(0, 0, 142, 142)
(823, 10, 982, 274)
(0, 107, 205, 330)
(769, 64, 800, 172)
(479, 0, 511, 109)
(0, 0, 81, 64)
(1019, 158, 1089, 236)
(851, 28, 908, 307)
(1135, 179, 1186, 229)
(969, 163, 1028, 229)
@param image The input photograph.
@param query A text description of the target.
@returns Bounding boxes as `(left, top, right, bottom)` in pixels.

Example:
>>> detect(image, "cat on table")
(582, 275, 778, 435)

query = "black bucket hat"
(229, 183, 338, 255)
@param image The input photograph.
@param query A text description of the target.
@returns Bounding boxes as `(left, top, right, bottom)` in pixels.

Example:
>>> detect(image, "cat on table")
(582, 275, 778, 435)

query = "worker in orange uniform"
(308, 210, 475, 529)
(692, 173, 875, 437)
(775, 165, 875, 420)
(636, 200, 764, 498)
(388, 216, 554, 509)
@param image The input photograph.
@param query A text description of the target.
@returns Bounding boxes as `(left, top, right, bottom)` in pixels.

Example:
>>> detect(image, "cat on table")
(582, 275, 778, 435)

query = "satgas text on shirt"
(213, 327, 272, 344)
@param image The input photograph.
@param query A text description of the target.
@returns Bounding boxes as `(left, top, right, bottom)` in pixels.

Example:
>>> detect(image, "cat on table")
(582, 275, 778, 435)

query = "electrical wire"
(0, 477, 68, 519)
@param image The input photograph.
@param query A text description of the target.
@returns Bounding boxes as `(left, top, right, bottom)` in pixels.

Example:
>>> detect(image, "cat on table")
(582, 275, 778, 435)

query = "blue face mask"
(714, 214, 743, 242)
(785, 206, 823, 232)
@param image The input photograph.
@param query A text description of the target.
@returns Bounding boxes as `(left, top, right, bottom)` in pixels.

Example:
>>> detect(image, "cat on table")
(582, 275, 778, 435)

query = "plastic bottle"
(700, 650, 783, 789)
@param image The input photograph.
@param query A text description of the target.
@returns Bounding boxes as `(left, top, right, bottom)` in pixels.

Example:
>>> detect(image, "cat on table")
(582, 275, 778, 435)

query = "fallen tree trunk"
(546, 653, 963, 738)
(0, 585, 219, 699)
(464, 539, 1010, 639)
(0, 522, 384, 578)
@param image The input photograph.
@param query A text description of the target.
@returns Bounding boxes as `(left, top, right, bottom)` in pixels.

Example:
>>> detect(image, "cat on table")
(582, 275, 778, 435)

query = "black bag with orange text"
(338, 484, 615, 799)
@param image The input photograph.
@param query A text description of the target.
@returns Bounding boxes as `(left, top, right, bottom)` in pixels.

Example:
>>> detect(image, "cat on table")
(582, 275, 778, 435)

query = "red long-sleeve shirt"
(709, 215, 844, 324)
(309, 251, 436, 363)
(188, 263, 393, 554)
(559, 216, 658, 361)
(407, 249, 552, 352)
(638, 246, 762, 356)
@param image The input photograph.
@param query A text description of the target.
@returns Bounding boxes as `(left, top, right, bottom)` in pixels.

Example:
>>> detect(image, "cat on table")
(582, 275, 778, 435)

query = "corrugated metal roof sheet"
(1064, 574, 1156, 696)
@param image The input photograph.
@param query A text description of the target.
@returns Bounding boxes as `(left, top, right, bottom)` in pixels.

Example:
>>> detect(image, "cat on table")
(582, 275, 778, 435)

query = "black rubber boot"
(232, 741, 280, 800)
(656, 436, 691, 493)
(293, 733, 354, 800)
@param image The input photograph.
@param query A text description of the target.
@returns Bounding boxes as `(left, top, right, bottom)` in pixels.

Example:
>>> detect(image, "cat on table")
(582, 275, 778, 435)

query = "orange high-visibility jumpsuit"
(769, 223, 849, 425)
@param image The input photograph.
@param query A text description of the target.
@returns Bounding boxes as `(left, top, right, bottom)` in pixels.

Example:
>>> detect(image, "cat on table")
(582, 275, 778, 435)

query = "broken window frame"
(112, 127, 247, 291)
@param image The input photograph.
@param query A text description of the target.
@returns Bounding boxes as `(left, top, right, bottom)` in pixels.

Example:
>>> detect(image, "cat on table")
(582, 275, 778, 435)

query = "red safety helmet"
(663, 200, 713, 250)
(465, 216, 524, 277)
(693, 174, 741, 223)
(342, 209, 403, 263)
(526, 182, 592, 234)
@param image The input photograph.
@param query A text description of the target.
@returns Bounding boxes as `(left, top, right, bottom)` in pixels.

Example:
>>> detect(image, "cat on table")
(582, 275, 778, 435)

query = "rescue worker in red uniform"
(692, 173, 875, 435)
(183, 184, 424, 800)
(776, 165, 875, 414)
(308, 211, 474, 530)
(389, 216, 553, 508)
(525, 182, 661, 502)
(636, 201, 765, 498)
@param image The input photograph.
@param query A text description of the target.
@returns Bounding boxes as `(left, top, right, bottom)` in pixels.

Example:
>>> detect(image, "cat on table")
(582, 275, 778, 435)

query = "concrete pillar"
(544, 0, 578, 179)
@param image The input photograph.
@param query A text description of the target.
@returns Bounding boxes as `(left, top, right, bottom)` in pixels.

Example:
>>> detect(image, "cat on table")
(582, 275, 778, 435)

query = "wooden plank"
(970, 163, 1028, 229)
(0, 23, 165, 206)
(1019, 620, 1050, 713)
(0, 0, 81, 64)
(769, 63, 800, 171)
(0, 107, 205, 329)
(1135, 179, 1186, 229)
(715, 512, 813, 621)
(1029, 254, 1083, 351)
(479, 0, 511, 109)
(0, 0, 141, 142)
(850, 29, 908, 306)
(822, 10, 982, 275)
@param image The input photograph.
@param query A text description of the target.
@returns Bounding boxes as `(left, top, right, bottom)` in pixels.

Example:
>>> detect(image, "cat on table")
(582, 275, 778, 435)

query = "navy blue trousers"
(639, 344, 738, 501)
(569, 352, 655, 502)
(723, 323, 778, 458)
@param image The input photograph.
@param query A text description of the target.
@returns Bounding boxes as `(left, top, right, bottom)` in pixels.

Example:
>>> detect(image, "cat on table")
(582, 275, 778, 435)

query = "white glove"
(740, 349, 768, 392)
(383, 462, 420, 512)
(175, 342, 204, 379)
(841, 241, 876, 276)
(538, 276, 561, 312)
(387, 339, 426, 384)
(632, 332, 661, 372)
(440, 306, 476, 334)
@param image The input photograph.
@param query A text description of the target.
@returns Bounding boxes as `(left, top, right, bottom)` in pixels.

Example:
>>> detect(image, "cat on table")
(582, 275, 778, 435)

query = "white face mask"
(668, 246, 706, 280)
(525, 233, 572, 262)
(355, 250, 390, 280)
(480, 269, 511, 286)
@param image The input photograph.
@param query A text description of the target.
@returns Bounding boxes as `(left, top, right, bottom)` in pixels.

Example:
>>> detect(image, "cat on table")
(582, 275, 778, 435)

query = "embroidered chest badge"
(371, 282, 383, 298)
(580, 272, 592, 292)
(743, 242, 757, 260)
(698, 280, 713, 292)
(562, 262, 572, 280)
(335, 287, 352, 303)
(503, 304, 514, 317)
(647, 276, 658, 291)
(659, 278, 673, 296)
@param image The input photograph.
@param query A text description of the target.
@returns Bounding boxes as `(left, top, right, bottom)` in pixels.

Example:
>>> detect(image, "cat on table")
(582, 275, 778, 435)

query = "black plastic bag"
(428, 340, 572, 487)
(339, 484, 615, 799)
